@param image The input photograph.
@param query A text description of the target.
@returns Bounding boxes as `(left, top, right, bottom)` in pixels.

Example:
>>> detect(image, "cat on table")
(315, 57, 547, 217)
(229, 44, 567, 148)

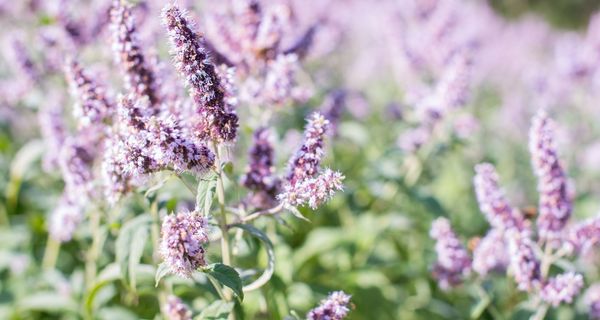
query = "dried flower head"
(161, 4, 238, 142)
(307, 291, 352, 320)
(110, 0, 161, 109)
(529, 110, 572, 242)
(164, 295, 192, 320)
(160, 211, 209, 277)
(430, 217, 471, 289)
(540, 272, 583, 307)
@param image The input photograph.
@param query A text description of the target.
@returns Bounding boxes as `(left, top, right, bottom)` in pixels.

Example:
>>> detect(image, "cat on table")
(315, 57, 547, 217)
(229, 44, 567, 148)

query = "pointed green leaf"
(196, 172, 217, 216)
(196, 300, 234, 320)
(155, 262, 170, 287)
(204, 263, 244, 301)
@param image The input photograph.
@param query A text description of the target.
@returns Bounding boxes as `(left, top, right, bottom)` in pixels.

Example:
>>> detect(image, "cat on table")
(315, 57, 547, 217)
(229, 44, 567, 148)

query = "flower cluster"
(162, 4, 238, 143)
(110, 0, 161, 109)
(38, 103, 66, 172)
(585, 284, 600, 319)
(164, 295, 192, 320)
(529, 109, 572, 243)
(160, 211, 209, 278)
(64, 59, 114, 128)
(241, 127, 281, 208)
(430, 217, 471, 289)
(506, 230, 541, 292)
(307, 291, 352, 320)
(540, 272, 583, 307)
(48, 196, 83, 243)
(279, 113, 344, 209)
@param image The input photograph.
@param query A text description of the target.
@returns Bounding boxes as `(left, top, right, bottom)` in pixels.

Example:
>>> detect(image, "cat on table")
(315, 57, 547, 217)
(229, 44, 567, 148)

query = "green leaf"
(155, 262, 170, 287)
(116, 215, 152, 289)
(196, 300, 234, 320)
(85, 264, 122, 315)
(286, 206, 311, 222)
(196, 172, 217, 216)
(128, 225, 149, 290)
(229, 224, 275, 292)
(144, 174, 171, 198)
(19, 292, 78, 313)
(222, 162, 234, 178)
(204, 263, 244, 301)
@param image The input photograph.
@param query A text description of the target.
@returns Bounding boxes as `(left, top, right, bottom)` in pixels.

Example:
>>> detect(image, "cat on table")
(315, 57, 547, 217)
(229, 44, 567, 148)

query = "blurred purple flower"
(529, 110, 572, 243)
(472, 229, 509, 276)
(507, 230, 541, 292)
(38, 103, 66, 172)
(540, 272, 583, 307)
(164, 295, 192, 320)
(430, 217, 471, 289)
(49, 195, 83, 243)
(307, 291, 352, 320)
(585, 284, 600, 319)
(241, 127, 281, 208)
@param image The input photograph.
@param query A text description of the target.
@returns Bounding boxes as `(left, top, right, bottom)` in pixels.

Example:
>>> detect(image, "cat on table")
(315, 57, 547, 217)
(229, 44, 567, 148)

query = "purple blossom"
(473, 163, 526, 231)
(430, 217, 471, 289)
(507, 230, 541, 292)
(160, 211, 209, 278)
(161, 4, 238, 142)
(585, 284, 600, 319)
(397, 126, 430, 153)
(38, 103, 66, 172)
(164, 295, 192, 320)
(49, 195, 83, 243)
(435, 52, 471, 110)
(307, 291, 352, 320)
(286, 112, 329, 186)
(540, 272, 583, 307)
(58, 136, 96, 201)
(110, 0, 161, 108)
(65, 59, 114, 127)
(529, 110, 572, 242)
(566, 216, 600, 254)
(284, 24, 317, 59)
(472, 230, 509, 276)
(280, 168, 344, 209)
(241, 127, 281, 208)
(262, 53, 300, 106)
(321, 89, 347, 135)
(253, 3, 290, 59)
(8, 38, 39, 84)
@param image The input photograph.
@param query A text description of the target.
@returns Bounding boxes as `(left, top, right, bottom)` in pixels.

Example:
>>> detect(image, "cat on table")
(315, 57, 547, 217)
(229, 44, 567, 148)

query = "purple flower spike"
(161, 4, 238, 142)
(65, 59, 114, 128)
(507, 230, 541, 292)
(307, 291, 352, 320)
(164, 295, 192, 320)
(430, 217, 471, 289)
(280, 169, 344, 209)
(567, 216, 600, 254)
(286, 112, 329, 186)
(241, 127, 281, 208)
(160, 211, 209, 278)
(49, 195, 83, 243)
(472, 229, 509, 277)
(529, 110, 572, 242)
(38, 103, 66, 172)
(473, 163, 526, 231)
(110, 0, 161, 109)
(540, 272, 583, 307)
(585, 284, 600, 319)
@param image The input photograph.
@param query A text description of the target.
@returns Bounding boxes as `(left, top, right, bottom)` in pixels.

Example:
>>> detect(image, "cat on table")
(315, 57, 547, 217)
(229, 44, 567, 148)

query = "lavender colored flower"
(585, 284, 600, 319)
(529, 110, 572, 242)
(8, 38, 39, 84)
(566, 216, 600, 254)
(147, 115, 215, 176)
(435, 52, 471, 110)
(321, 89, 347, 135)
(507, 230, 541, 291)
(280, 168, 344, 209)
(307, 291, 352, 320)
(160, 210, 209, 277)
(286, 112, 329, 186)
(49, 195, 83, 242)
(430, 217, 471, 289)
(253, 3, 290, 58)
(241, 127, 281, 208)
(284, 24, 317, 59)
(164, 295, 192, 320)
(540, 272, 583, 307)
(38, 103, 66, 172)
(58, 136, 96, 200)
(161, 4, 238, 142)
(398, 126, 430, 153)
(472, 230, 509, 276)
(65, 59, 114, 127)
(473, 163, 526, 231)
(262, 53, 300, 105)
(110, 0, 161, 109)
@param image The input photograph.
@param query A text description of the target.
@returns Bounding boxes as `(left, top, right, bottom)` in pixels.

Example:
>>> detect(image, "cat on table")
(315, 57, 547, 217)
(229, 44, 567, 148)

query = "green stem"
(530, 303, 549, 320)
(212, 141, 233, 302)
(85, 210, 102, 287)
(42, 236, 60, 270)
(540, 243, 553, 279)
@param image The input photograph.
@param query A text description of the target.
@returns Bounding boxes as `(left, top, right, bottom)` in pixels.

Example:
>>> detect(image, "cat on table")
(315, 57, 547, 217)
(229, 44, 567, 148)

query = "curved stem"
(212, 141, 233, 302)
(236, 203, 284, 225)
(530, 303, 549, 320)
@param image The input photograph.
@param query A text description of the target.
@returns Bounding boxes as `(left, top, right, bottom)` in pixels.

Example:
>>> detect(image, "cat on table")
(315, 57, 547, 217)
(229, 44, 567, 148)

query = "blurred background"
(2, 0, 600, 319)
